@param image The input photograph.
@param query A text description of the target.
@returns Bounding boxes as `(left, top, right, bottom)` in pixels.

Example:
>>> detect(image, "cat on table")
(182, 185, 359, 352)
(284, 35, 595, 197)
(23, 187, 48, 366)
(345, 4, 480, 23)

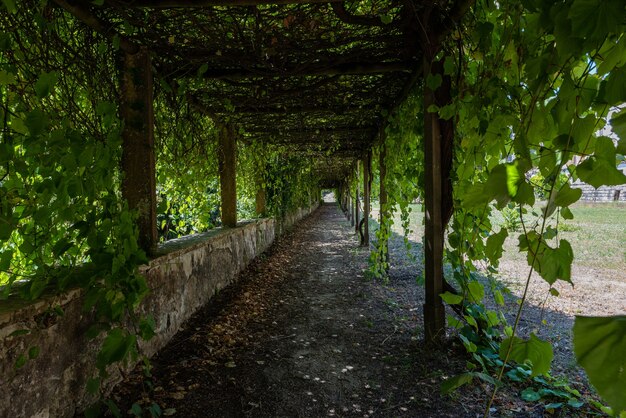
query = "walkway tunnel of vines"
(1, 0, 625, 416)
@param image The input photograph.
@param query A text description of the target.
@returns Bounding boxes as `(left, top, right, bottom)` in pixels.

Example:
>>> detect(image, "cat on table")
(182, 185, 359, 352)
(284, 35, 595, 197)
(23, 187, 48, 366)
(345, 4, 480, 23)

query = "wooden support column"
(362, 150, 371, 246)
(344, 182, 350, 218)
(120, 46, 157, 256)
(379, 141, 389, 264)
(218, 124, 237, 227)
(350, 179, 355, 226)
(255, 188, 266, 217)
(354, 161, 360, 234)
(422, 55, 446, 341)
(254, 146, 266, 217)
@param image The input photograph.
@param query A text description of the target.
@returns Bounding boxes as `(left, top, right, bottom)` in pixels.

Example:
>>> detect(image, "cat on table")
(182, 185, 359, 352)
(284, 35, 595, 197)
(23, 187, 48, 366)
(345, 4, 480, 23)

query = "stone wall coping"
(0, 218, 274, 330)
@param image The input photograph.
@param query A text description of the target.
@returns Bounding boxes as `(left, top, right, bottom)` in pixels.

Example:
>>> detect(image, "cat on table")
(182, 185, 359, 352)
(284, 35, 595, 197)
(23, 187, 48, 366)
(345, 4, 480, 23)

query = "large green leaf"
(574, 316, 626, 414)
(96, 328, 136, 372)
(554, 183, 582, 207)
(568, 0, 625, 41)
(485, 228, 508, 265)
(34, 71, 58, 98)
(577, 137, 626, 187)
(441, 372, 473, 394)
(611, 108, 626, 143)
(578, 158, 626, 187)
(500, 333, 553, 377)
(603, 66, 626, 105)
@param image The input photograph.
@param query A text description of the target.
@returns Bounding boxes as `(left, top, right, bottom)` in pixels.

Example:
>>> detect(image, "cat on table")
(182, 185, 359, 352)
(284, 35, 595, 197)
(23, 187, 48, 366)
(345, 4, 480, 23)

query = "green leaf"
(0, 249, 13, 270)
(573, 315, 626, 414)
(521, 387, 541, 402)
(598, 35, 626, 75)
(535, 239, 574, 285)
(441, 373, 474, 394)
(426, 73, 442, 91)
(139, 316, 156, 341)
(568, 0, 625, 41)
(25, 108, 49, 137)
(493, 290, 505, 306)
(545, 402, 563, 411)
(554, 183, 582, 207)
(467, 281, 484, 303)
(28, 346, 40, 359)
(34, 71, 58, 98)
(561, 207, 574, 220)
(87, 377, 101, 395)
(130, 403, 143, 416)
(0, 69, 16, 85)
(500, 333, 553, 377)
(96, 328, 135, 371)
(568, 398, 584, 408)
(486, 228, 508, 265)
(611, 108, 626, 142)
(603, 66, 626, 105)
(197, 63, 209, 76)
(52, 238, 73, 257)
(14, 354, 27, 369)
(1, 0, 16, 13)
(440, 291, 463, 305)
(380, 14, 392, 24)
(578, 158, 626, 188)
(105, 399, 122, 418)
(8, 328, 30, 337)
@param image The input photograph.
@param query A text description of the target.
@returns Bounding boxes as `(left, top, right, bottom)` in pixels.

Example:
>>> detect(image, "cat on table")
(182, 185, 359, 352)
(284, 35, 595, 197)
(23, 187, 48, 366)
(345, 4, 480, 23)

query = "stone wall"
(0, 203, 318, 418)
(571, 182, 626, 202)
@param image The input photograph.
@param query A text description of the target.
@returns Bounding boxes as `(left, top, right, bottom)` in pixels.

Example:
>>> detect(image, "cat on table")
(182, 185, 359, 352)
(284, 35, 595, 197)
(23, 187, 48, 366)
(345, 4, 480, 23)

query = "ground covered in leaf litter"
(108, 204, 597, 417)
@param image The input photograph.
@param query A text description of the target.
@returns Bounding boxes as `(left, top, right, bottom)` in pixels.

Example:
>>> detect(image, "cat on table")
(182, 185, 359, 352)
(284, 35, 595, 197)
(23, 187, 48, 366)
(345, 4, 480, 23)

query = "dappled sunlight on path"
(110, 203, 477, 417)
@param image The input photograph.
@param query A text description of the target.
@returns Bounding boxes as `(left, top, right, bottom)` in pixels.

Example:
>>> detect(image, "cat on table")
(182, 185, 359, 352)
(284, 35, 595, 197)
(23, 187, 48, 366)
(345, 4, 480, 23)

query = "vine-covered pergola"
(51, 0, 471, 340)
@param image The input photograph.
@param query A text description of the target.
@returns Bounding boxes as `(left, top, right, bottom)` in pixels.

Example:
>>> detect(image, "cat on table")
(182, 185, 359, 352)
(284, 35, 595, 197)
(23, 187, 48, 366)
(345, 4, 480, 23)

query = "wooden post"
(255, 188, 266, 217)
(120, 46, 157, 256)
(379, 141, 389, 264)
(423, 55, 446, 341)
(350, 179, 355, 227)
(354, 161, 360, 234)
(362, 150, 371, 246)
(218, 124, 237, 227)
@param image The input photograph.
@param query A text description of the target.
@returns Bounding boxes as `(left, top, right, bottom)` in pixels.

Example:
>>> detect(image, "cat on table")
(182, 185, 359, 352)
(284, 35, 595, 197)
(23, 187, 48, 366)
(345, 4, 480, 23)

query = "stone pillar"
(218, 124, 237, 228)
(120, 46, 157, 256)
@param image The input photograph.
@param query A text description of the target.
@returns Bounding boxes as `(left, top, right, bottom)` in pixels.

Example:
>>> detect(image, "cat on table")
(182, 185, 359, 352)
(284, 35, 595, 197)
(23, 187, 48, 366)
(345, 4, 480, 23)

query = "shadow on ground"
(107, 203, 594, 418)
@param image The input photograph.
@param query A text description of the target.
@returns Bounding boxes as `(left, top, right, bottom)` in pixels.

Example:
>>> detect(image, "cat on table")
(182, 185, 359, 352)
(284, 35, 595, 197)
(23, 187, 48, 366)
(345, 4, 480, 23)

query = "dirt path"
(111, 204, 480, 417)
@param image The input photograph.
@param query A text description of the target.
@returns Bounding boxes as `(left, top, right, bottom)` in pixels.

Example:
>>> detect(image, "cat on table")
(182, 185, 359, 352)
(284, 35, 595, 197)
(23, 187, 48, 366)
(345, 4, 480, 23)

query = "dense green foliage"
(1, 0, 625, 415)
(365, 0, 626, 414)
(0, 2, 320, 413)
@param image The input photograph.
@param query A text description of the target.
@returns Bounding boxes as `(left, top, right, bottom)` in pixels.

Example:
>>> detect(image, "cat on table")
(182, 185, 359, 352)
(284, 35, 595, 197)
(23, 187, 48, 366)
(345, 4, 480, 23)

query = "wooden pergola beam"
(52, 0, 139, 54)
(105, 0, 342, 7)
(209, 104, 378, 115)
(245, 127, 375, 135)
(169, 61, 415, 80)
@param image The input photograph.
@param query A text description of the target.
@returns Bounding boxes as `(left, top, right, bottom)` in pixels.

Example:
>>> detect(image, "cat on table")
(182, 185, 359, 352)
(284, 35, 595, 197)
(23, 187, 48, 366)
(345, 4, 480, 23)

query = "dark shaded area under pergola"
(52, 0, 472, 340)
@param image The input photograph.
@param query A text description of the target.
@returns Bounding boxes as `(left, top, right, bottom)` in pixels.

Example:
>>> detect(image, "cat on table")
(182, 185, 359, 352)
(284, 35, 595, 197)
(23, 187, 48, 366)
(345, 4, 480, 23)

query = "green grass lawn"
(370, 201, 626, 274)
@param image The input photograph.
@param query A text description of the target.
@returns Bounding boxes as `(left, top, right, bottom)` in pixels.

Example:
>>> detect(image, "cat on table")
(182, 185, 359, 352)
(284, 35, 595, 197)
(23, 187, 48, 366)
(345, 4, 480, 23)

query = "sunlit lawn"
(370, 201, 626, 276)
